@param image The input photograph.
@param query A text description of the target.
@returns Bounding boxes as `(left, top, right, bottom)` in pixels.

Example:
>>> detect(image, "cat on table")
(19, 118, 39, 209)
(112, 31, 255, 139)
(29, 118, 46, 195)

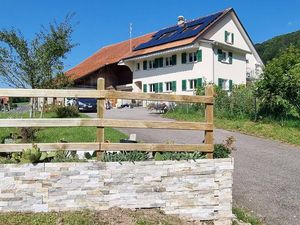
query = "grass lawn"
(233, 207, 265, 225)
(0, 208, 197, 225)
(165, 111, 300, 146)
(0, 111, 127, 144)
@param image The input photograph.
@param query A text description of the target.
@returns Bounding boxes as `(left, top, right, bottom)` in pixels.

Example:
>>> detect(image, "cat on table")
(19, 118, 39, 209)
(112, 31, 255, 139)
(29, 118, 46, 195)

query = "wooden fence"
(0, 78, 214, 158)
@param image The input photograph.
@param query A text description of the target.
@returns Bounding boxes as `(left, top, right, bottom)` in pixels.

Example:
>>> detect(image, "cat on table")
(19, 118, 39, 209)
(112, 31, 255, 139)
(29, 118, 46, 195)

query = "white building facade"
(124, 9, 263, 95)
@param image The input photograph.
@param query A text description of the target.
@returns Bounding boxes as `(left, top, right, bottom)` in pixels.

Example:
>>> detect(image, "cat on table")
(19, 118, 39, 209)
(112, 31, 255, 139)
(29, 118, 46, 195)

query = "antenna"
(129, 23, 132, 52)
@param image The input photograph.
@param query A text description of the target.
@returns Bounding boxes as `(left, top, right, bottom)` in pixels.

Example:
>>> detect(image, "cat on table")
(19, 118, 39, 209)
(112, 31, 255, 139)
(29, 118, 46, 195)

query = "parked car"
(77, 98, 97, 112)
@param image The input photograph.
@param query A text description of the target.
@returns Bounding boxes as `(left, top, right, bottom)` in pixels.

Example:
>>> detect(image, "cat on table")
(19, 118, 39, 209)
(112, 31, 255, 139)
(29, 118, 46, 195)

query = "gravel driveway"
(87, 107, 300, 225)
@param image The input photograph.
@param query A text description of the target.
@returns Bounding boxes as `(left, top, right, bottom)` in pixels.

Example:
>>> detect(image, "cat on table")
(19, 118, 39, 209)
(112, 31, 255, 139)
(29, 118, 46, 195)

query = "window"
(165, 82, 173, 91)
(136, 63, 140, 71)
(149, 83, 158, 93)
(164, 81, 177, 92)
(148, 60, 154, 69)
(189, 79, 197, 89)
(182, 50, 202, 63)
(165, 56, 174, 67)
(217, 49, 233, 64)
(218, 78, 233, 91)
(188, 78, 202, 90)
(188, 52, 197, 62)
(225, 31, 234, 44)
(143, 61, 147, 70)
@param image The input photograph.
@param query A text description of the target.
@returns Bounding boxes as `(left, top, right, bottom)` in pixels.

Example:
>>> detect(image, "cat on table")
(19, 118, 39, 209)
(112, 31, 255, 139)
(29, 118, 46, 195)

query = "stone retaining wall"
(0, 158, 233, 225)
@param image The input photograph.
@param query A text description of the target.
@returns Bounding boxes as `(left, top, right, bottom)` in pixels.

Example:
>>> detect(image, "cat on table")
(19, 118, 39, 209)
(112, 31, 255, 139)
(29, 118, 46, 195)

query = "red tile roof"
(66, 33, 154, 80)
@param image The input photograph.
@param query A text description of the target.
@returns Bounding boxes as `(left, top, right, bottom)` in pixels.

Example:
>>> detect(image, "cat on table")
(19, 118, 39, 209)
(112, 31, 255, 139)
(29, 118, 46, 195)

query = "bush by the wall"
(102, 151, 149, 162)
(55, 105, 79, 118)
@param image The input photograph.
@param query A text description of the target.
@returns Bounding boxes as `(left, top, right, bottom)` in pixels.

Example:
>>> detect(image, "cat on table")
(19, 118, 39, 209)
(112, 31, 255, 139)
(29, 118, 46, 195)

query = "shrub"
(19, 127, 39, 142)
(12, 144, 42, 163)
(213, 144, 231, 158)
(102, 151, 149, 162)
(51, 150, 85, 162)
(55, 105, 79, 118)
(154, 152, 205, 161)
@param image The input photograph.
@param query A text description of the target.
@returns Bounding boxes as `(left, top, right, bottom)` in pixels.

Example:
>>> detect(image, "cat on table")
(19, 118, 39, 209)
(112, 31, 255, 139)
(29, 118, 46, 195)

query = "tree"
(0, 14, 76, 89)
(256, 46, 300, 119)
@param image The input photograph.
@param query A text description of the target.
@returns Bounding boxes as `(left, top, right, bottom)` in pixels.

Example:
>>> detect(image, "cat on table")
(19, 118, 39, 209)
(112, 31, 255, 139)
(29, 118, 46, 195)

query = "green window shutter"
(196, 78, 202, 88)
(217, 49, 223, 61)
(154, 83, 158, 93)
(228, 52, 233, 64)
(172, 54, 177, 65)
(172, 81, 176, 92)
(181, 53, 187, 64)
(154, 58, 159, 68)
(229, 80, 233, 91)
(218, 78, 223, 88)
(143, 61, 147, 70)
(231, 33, 234, 44)
(182, 80, 186, 91)
(159, 58, 163, 67)
(143, 84, 147, 93)
(196, 50, 202, 62)
(225, 31, 228, 42)
(159, 82, 163, 92)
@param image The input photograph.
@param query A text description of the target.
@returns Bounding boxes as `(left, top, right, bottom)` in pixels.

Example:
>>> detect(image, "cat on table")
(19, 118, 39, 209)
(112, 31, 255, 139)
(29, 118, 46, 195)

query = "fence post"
(204, 85, 214, 159)
(97, 78, 105, 159)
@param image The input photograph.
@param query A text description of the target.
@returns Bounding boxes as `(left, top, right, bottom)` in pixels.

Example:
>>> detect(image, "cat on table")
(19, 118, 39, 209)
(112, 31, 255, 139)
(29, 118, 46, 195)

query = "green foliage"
(18, 127, 39, 142)
(233, 207, 264, 225)
(154, 152, 205, 161)
(0, 156, 17, 164)
(10, 144, 83, 164)
(0, 14, 76, 88)
(256, 46, 300, 119)
(102, 151, 149, 162)
(213, 144, 231, 158)
(12, 144, 42, 163)
(54, 105, 79, 118)
(50, 150, 85, 163)
(174, 85, 256, 120)
(255, 30, 300, 63)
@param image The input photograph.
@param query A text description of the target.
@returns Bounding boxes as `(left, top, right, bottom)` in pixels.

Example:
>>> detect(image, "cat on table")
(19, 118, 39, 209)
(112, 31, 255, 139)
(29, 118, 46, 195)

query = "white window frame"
(188, 79, 197, 90)
(220, 50, 230, 64)
(225, 31, 234, 44)
(165, 81, 173, 92)
(148, 60, 154, 70)
(188, 52, 197, 63)
(136, 62, 140, 71)
(220, 79, 229, 91)
(149, 83, 156, 93)
(165, 56, 174, 67)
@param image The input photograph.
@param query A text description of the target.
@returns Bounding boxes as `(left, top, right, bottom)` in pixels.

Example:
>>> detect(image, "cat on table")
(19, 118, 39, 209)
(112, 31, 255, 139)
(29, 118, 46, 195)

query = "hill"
(255, 30, 300, 63)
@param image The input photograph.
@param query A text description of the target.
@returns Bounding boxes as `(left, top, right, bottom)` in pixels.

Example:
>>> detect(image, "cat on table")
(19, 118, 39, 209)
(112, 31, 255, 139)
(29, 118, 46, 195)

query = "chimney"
(177, 15, 185, 26)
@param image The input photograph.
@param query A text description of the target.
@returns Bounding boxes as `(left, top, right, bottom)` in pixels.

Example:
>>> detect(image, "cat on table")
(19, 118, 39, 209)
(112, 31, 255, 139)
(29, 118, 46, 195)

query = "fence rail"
(0, 89, 213, 103)
(0, 78, 215, 158)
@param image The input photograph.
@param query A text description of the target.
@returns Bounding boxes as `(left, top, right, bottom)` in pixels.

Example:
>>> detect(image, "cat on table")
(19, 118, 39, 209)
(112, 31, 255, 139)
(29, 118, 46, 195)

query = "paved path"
(87, 108, 300, 225)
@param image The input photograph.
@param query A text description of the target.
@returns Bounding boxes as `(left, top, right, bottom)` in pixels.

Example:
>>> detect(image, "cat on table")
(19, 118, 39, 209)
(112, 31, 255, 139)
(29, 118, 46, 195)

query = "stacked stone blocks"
(0, 158, 233, 224)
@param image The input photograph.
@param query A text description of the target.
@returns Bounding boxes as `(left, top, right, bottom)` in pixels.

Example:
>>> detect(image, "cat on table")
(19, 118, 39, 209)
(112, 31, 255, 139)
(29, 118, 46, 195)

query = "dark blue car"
(77, 98, 97, 112)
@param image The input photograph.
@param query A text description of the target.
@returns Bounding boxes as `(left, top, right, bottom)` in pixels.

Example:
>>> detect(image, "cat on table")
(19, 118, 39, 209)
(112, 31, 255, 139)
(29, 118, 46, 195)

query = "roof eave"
(122, 43, 198, 62)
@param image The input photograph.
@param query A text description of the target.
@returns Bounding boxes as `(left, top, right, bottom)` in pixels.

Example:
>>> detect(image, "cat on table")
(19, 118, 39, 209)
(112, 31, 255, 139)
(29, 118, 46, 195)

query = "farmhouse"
(67, 8, 263, 96)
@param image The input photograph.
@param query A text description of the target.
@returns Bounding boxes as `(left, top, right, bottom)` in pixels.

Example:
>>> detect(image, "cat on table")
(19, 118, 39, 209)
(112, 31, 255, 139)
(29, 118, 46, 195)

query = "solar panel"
(134, 11, 223, 51)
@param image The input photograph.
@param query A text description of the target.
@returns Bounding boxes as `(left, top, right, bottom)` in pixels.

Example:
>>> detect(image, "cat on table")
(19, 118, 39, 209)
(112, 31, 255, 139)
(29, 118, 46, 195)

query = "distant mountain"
(255, 30, 300, 63)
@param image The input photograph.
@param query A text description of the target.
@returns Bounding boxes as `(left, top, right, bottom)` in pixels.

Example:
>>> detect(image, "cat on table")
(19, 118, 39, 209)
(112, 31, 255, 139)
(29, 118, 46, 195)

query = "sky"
(0, 0, 300, 87)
